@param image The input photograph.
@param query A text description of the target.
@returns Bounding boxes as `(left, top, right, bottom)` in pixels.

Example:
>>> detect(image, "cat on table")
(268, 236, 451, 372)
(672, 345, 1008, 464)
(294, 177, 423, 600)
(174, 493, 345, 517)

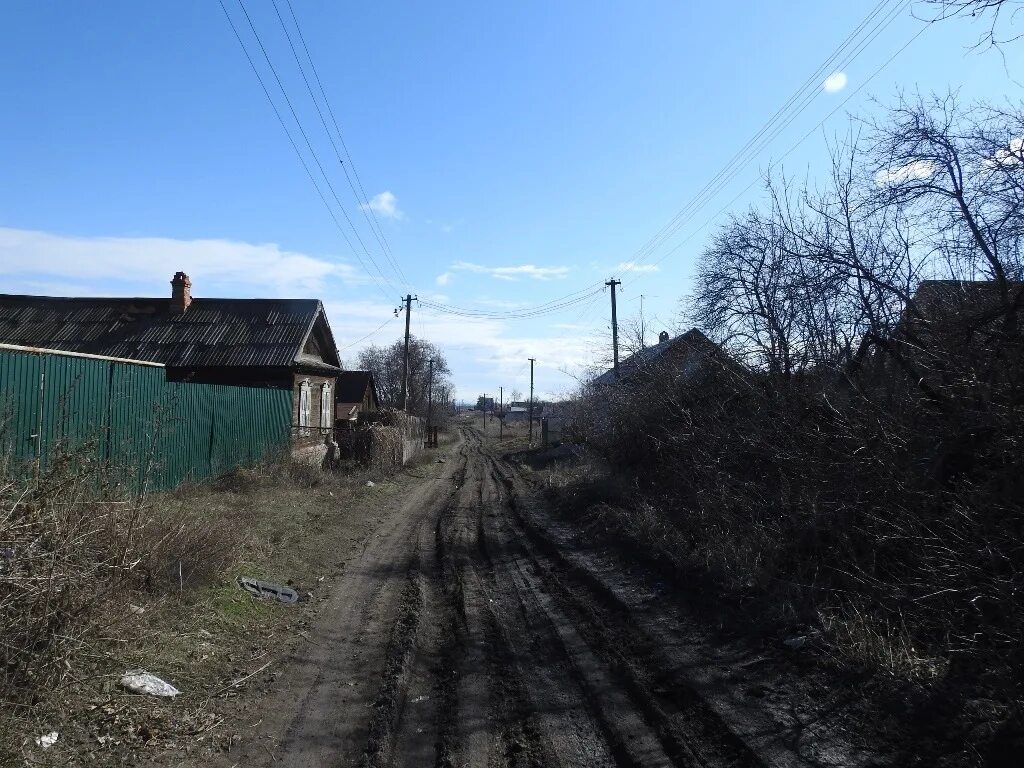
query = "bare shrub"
(572, 96, 1024, 703)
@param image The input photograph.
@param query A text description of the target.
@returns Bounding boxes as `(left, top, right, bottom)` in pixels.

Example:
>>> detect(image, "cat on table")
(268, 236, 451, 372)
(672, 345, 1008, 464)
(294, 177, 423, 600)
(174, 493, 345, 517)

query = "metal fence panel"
(0, 347, 291, 491)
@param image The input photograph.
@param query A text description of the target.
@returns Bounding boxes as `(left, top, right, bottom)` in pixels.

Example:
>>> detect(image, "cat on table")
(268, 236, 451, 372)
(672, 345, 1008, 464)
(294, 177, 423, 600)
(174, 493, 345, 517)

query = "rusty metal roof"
(0, 294, 340, 371)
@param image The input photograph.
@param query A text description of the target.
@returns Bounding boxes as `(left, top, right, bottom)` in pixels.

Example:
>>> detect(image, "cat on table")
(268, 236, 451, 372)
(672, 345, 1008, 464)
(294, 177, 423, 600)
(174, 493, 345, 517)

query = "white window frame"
(298, 379, 311, 436)
(320, 382, 333, 430)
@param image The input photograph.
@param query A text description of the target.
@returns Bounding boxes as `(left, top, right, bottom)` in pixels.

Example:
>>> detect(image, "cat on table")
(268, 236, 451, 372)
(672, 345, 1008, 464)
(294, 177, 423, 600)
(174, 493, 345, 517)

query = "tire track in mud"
(484, 446, 763, 768)
(232, 425, 777, 768)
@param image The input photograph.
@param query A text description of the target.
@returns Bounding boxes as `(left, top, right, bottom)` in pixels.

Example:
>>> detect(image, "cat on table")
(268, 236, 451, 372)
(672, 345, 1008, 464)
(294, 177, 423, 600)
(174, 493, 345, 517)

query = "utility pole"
(398, 294, 417, 411)
(482, 393, 488, 428)
(606, 278, 621, 379)
(426, 358, 434, 447)
(640, 293, 646, 349)
(499, 386, 503, 441)
(528, 358, 536, 445)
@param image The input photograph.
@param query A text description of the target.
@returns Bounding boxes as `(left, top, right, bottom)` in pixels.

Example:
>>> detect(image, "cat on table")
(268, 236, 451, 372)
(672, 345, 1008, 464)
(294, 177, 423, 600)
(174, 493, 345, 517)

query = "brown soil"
(133, 417, 895, 768)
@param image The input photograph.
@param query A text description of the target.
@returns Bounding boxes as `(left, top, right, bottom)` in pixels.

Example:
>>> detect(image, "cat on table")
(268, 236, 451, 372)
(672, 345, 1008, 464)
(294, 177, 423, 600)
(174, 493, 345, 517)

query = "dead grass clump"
(0, 441, 355, 760)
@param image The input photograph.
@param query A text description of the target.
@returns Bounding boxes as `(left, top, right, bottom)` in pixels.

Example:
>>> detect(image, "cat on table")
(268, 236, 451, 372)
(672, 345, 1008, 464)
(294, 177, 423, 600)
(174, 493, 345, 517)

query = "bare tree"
(924, 0, 1022, 48)
(356, 337, 452, 417)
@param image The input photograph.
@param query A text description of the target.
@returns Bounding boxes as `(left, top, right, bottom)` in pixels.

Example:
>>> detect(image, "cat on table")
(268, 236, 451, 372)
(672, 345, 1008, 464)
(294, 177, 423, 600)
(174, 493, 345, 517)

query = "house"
(476, 396, 495, 411)
(335, 370, 380, 425)
(592, 328, 726, 387)
(857, 279, 1024, 397)
(503, 405, 530, 423)
(0, 272, 342, 462)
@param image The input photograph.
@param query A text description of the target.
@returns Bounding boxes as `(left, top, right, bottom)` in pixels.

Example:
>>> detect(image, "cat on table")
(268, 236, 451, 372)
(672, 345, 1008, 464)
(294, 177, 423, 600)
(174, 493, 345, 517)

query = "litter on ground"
(238, 576, 299, 604)
(35, 731, 58, 749)
(119, 670, 180, 697)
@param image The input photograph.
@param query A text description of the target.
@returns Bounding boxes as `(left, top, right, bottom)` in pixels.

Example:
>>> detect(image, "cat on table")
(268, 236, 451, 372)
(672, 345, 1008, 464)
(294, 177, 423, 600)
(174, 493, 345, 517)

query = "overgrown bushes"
(569, 96, 1024, 699)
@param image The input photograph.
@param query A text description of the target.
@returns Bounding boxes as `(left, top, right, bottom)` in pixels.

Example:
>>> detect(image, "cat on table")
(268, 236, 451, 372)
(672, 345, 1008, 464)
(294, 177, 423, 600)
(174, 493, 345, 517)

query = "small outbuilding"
(335, 370, 380, 426)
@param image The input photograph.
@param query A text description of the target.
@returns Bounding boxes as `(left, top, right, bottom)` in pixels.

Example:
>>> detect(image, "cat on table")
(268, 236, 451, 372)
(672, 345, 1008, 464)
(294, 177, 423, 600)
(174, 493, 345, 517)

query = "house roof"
(592, 328, 719, 386)
(336, 370, 378, 405)
(0, 294, 341, 371)
(911, 280, 1023, 321)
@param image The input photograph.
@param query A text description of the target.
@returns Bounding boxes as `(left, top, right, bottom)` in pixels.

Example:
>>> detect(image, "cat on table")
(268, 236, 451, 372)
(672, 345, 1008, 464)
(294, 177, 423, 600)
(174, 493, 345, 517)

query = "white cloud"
(823, 71, 848, 93)
(360, 191, 403, 220)
(452, 260, 570, 281)
(436, 272, 452, 286)
(613, 261, 659, 274)
(0, 227, 360, 297)
(984, 136, 1024, 169)
(874, 160, 938, 185)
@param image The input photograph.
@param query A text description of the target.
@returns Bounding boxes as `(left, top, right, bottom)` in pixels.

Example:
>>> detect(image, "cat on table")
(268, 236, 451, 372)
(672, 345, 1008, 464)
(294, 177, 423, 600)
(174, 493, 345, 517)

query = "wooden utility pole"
(640, 293, 646, 349)
(606, 278, 621, 379)
(399, 294, 417, 411)
(482, 393, 488, 428)
(528, 358, 536, 445)
(499, 386, 503, 440)
(426, 358, 434, 447)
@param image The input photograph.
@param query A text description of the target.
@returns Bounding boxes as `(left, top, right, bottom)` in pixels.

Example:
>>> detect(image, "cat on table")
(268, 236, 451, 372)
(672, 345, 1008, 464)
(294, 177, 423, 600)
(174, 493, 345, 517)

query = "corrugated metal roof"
(0, 295, 338, 370)
(592, 328, 718, 386)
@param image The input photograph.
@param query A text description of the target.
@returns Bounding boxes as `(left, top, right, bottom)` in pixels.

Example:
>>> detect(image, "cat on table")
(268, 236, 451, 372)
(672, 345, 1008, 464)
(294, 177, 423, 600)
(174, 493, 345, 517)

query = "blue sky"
(1, 1, 1020, 400)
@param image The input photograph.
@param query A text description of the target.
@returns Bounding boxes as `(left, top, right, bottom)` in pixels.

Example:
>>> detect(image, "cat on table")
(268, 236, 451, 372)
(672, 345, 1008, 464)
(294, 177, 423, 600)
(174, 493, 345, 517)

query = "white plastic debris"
(35, 731, 58, 749)
(365, 481, 375, 487)
(128, 603, 145, 615)
(119, 670, 180, 697)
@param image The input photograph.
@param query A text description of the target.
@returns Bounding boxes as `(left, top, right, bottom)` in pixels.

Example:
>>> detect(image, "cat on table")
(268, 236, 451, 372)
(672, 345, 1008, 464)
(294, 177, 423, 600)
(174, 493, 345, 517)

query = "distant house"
(592, 328, 726, 388)
(476, 396, 495, 411)
(503, 405, 530, 423)
(335, 371, 379, 425)
(860, 279, 1024, 398)
(0, 272, 342, 462)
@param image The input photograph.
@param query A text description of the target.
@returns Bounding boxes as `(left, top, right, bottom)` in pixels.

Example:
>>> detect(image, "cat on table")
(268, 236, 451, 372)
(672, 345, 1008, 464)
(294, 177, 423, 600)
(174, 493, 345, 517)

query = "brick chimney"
(170, 271, 192, 313)
(658, 330, 670, 344)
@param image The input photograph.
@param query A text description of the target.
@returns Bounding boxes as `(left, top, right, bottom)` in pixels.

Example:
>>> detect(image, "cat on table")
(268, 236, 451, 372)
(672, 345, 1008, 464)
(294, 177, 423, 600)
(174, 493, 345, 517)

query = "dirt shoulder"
(7, 443, 458, 768)
(511, 443, 1019, 767)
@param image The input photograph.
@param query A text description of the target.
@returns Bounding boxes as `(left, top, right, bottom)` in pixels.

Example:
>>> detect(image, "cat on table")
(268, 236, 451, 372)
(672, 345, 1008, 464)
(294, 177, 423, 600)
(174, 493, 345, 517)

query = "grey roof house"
(592, 328, 725, 387)
(0, 272, 343, 459)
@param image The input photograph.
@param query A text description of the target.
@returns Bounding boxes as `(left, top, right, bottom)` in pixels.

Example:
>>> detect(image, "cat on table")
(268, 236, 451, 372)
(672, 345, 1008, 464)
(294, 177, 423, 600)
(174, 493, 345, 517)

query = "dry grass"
(0, 432, 424, 765)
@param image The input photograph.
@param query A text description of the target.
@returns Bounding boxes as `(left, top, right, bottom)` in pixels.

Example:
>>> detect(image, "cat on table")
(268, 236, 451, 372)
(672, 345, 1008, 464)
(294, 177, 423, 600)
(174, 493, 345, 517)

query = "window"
(298, 379, 311, 436)
(320, 382, 332, 429)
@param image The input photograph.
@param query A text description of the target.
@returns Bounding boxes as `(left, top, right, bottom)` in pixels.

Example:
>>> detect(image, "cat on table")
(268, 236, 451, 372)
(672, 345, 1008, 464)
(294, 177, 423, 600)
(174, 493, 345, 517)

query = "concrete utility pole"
(426, 358, 434, 447)
(606, 278, 621, 379)
(398, 294, 417, 411)
(499, 386, 503, 441)
(528, 358, 536, 445)
(482, 393, 488, 428)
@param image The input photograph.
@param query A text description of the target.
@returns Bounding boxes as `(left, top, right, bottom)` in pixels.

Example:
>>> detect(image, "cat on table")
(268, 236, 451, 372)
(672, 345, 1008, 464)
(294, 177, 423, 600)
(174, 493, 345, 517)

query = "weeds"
(0, 435, 387, 762)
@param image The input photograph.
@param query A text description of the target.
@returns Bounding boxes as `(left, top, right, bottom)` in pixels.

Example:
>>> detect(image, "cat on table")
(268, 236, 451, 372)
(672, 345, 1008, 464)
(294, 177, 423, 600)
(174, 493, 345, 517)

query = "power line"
(629, 0, 913, 271)
(339, 316, 396, 351)
(419, 287, 604, 320)
(233, 0, 400, 296)
(639, 14, 934, 275)
(420, 281, 605, 318)
(283, 0, 404, 286)
(218, 0, 394, 304)
(272, 0, 409, 289)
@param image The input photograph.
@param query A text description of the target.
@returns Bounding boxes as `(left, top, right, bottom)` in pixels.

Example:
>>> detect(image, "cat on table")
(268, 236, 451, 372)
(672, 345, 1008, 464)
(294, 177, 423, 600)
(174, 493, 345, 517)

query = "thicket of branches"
(574, 95, 1024, 690)
(355, 336, 454, 420)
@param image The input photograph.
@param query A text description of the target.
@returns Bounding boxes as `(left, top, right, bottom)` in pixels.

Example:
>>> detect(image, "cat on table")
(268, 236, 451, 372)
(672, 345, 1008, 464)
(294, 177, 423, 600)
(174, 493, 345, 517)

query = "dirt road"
(220, 426, 872, 768)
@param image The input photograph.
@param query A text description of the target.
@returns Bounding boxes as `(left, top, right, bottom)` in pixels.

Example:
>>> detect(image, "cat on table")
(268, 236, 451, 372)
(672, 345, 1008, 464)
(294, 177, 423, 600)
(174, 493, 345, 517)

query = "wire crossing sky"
(0, 1, 1019, 399)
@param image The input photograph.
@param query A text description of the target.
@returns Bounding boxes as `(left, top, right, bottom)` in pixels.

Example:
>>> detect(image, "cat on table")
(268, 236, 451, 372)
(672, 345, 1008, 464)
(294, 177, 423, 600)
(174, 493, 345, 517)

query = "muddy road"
(221, 426, 867, 768)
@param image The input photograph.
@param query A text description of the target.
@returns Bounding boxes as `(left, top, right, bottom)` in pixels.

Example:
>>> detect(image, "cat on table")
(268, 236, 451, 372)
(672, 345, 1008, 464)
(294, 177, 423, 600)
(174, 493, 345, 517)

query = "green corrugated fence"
(0, 346, 292, 492)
